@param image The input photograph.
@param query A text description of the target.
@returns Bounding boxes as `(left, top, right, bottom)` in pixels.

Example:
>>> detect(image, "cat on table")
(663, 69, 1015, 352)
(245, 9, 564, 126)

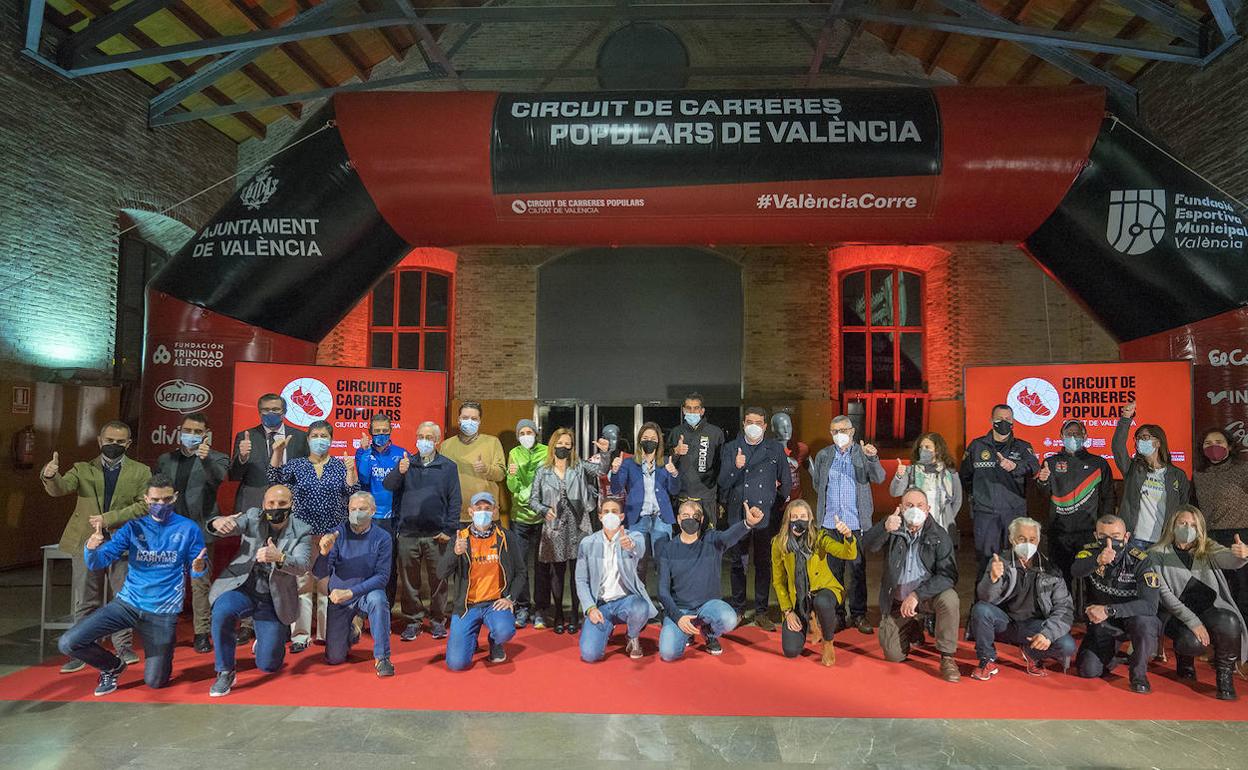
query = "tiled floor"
(3, 555, 1248, 768)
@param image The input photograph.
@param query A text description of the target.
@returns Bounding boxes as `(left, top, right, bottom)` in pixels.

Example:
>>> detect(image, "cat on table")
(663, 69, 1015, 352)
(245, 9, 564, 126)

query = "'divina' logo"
(1107, 189, 1167, 255)
(240, 165, 279, 210)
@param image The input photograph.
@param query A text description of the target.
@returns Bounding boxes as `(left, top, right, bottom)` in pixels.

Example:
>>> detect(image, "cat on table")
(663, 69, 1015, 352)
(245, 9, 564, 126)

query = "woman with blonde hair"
(531, 427, 608, 634)
(771, 498, 858, 666)
(1150, 504, 1248, 700)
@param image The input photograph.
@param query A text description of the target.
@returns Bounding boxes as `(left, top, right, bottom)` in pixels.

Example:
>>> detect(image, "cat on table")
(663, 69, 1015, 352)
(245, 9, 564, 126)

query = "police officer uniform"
(959, 430, 1039, 579)
(1071, 541, 1163, 691)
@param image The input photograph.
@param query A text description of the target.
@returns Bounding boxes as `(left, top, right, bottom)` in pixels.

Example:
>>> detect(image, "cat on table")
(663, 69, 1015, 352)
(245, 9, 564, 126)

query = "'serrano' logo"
(1107, 189, 1167, 255)
(240, 165, 279, 210)
(154, 380, 213, 413)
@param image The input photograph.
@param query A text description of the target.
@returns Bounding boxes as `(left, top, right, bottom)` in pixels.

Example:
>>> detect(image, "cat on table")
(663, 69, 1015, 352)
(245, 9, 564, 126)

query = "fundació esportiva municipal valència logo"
(1107, 189, 1247, 255)
(1106, 189, 1167, 255)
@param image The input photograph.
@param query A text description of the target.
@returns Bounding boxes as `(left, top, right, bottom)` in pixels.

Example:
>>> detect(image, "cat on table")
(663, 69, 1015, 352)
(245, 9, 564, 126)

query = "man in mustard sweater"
(440, 401, 506, 525)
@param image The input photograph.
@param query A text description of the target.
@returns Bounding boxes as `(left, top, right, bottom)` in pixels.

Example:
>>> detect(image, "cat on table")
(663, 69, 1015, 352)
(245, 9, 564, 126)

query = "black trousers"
(729, 524, 773, 614)
(1165, 607, 1243, 659)
(542, 559, 580, 624)
(1048, 528, 1094, 584)
(1077, 614, 1162, 682)
(781, 590, 840, 658)
(510, 520, 543, 611)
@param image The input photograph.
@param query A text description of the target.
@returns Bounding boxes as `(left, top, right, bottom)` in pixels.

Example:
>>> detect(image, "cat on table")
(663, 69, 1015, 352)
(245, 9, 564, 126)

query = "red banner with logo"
(963, 361, 1194, 478)
(231, 362, 448, 457)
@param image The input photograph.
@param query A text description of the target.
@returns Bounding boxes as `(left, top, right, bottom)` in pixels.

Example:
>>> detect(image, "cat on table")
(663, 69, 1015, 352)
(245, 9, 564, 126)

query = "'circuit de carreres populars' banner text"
(232, 362, 448, 458)
(963, 361, 1193, 478)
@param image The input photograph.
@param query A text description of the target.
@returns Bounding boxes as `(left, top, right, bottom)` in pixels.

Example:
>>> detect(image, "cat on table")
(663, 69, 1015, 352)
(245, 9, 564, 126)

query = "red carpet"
(3, 625, 1246, 720)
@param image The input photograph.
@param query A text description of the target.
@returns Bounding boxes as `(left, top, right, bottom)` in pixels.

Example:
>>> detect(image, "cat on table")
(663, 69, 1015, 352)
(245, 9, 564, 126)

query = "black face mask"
(1096, 536, 1126, 553)
(640, 440, 659, 454)
(100, 443, 127, 460)
(790, 520, 809, 537)
(553, 446, 571, 460)
(993, 420, 1013, 436)
(679, 518, 701, 535)
(263, 507, 291, 525)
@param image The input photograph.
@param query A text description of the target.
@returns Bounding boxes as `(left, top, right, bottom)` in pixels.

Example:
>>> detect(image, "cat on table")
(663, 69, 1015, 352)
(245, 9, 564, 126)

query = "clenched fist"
(238, 434, 252, 461)
(1037, 464, 1051, 482)
(990, 553, 1005, 583)
(398, 452, 411, 474)
(744, 501, 764, 527)
(319, 530, 340, 556)
(42, 451, 59, 479)
(885, 507, 902, 533)
(735, 448, 745, 469)
(860, 440, 878, 457)
(674, 435, 689, 456)
(1121, 401, 1136, 420)
(454, 532, 468, 555)
(611, 455, 624, 474)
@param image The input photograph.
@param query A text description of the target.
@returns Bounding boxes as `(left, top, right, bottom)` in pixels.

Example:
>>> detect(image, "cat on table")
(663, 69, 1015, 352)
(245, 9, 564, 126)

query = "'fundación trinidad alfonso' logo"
(1107, 189, 1167, 255)
(240, 165, 280, 211)
(1006, 377, 1060, 427)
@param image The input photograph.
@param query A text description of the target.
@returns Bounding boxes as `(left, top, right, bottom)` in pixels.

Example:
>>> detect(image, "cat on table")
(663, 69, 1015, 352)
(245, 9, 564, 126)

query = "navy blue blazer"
(610, 458, 681, 526)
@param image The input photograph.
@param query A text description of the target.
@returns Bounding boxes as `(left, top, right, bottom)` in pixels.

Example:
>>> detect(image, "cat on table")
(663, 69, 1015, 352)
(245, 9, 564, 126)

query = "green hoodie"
(506, 443, 548, 525)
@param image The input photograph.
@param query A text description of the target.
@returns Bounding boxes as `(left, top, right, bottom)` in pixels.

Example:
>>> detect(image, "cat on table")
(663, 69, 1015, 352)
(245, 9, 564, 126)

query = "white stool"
(39, 544, 75, 659)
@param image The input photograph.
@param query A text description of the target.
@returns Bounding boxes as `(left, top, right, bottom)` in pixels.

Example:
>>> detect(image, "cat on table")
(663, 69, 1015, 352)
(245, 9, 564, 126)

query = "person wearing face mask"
(668, 392, 726, 528)
(156, 412, 229, 653)
(505, 418, 548, 628)
(770, 500, 857, 666)
(863, 488, 961, 682)
(719, 408, 793, 631)
(1070, 514, 1163, 693)
(1112, 401, 1190, 548)
(575, 498, 657, 661)
(960, 404, 1040, 580)
(439, 401, 507, 526)
(313, 492, 395, 677)
(58, 475, 206, 696)
(891, 432, 961, 543)
(611, 422, 681, 591)
(812, 415, 884, 635)
(42, 419, 151, 672)
(657, 500, 765, 660)
(438, 492, 523, 670)
(268, 419, 360, 653)
(1192, 427, 1248, 617)
(353, 412, 409, 612)
(206, 483, 314, 697)
(384, 421, 462, 642)
(969, 517, 1076, 681)
(532, 428, 610, 633)
(229, 393, 309, 516)
(1148, 504, 1248, 700)
(1034, 420, 1115, 584)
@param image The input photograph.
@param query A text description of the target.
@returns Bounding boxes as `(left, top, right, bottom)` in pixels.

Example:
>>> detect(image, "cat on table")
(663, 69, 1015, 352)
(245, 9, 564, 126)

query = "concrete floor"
(3, 552, 1248, 769)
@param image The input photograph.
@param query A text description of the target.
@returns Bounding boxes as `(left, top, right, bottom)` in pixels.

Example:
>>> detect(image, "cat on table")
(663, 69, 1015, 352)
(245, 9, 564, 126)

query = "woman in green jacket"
(771, 499, 858, 666)
(505, 419, 547, 629)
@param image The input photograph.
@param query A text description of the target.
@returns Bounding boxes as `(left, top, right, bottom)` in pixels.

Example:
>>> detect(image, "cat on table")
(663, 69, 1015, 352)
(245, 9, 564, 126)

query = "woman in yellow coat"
(771, 499, 858, 666)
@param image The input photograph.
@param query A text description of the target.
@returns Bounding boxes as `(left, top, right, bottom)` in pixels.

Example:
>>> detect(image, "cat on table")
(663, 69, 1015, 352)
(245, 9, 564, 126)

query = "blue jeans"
(211, 587, 289, 673)
(658, 599, 738, 662)
(446, 601, 516, 671)
(579, 595, 653, 662)
(633, 514, 671, 587)
(58, 598, 177, 688)
(969, 601, 1076, 664)
(326, 588, 391, 664)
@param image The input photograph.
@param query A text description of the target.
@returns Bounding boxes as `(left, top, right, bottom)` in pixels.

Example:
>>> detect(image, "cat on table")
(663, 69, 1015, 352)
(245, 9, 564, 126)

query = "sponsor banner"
(964, 361, 1193, 478)
(148, 103, 409, 343)
(232, 362, 448, 457)
(491, 90, 941, 196)
(1026, 117, 1248, 341)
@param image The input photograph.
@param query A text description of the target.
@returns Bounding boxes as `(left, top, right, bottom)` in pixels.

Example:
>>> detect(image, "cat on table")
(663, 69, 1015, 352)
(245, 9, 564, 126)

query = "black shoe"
(1216, 656, 1239, 701)
(350, 625, 362, 646)
(94, 661, 126, 696)
(193, 633, 213, 653)
(400, 623, 422, 642)
(514, 608, 529, 629)
(430, 621, 447, 640)
(210, 670, 235, 697)
(289, 641, 309, 654)
(375, 657, 395, 678)
(852, 615, 874, 635)
(1129, 677, 1152, 694)
(235, 626, 255, 646)
(567, 621, 580, 634)
(705, 636, 723, 656)
(553, 623, 566, 635)
(1176, 654, 1197, 681)
(489, 641, 507, 663)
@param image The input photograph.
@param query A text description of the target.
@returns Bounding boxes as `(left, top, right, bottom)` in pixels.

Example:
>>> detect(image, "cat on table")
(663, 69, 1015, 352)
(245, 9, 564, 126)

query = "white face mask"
(743, 424, 764, 441)
(832, 432, 852, 448)
(518, 434, 536, 450)
(902, 507, 927, 527)
(1174, 524, 1199, 545)
(601, 512, 622, 531)
(1013, 541, 1038, 561)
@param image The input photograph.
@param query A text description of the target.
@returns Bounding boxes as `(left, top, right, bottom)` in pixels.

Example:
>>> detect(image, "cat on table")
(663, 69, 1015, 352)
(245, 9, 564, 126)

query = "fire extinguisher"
(12, 425, 36, 470)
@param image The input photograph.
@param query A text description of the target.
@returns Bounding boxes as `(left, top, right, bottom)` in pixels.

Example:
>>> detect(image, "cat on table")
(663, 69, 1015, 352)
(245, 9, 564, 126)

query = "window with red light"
(369, 269, 452, 371)
(840, 268, 927, 445)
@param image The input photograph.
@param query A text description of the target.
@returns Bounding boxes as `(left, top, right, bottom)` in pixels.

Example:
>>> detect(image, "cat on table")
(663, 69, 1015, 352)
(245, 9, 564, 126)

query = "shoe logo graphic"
(280, 377, 333, 427)
(1006, 377, 1060, 427)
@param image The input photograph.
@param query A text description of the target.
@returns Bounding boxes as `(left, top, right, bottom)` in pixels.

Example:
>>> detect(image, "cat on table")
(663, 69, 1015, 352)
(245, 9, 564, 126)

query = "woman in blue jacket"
(610, 421, 680, 586)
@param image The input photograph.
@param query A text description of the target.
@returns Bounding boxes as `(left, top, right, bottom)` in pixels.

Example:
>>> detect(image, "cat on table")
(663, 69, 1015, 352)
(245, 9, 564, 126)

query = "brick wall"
(0, 0, 237, 381)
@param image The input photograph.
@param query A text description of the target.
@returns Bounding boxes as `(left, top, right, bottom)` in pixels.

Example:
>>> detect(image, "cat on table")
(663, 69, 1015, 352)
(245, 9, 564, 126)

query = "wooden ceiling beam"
(888, 0, 921, 54)
(1008, 0, 1097, 84)
(358, 0, 414, 58)
(224, 0, 337, 89)
(964, 0, 1036, 84)
(1082, 14, 1149, 73)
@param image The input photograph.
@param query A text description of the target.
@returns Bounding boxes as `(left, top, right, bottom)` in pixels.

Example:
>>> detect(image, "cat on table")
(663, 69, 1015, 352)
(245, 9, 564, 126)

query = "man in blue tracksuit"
(314, 491, 395, 677)
(58, 473, 206, 696)
(355, 412, 409, 602)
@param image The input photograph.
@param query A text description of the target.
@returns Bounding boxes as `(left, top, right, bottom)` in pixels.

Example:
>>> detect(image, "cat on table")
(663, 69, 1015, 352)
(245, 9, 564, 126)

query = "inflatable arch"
(140, 86, 1248, 452)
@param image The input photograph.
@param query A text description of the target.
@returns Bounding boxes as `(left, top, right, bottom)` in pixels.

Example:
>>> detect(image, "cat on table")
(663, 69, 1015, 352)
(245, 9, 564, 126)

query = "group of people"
(43, 392, 1248, 702)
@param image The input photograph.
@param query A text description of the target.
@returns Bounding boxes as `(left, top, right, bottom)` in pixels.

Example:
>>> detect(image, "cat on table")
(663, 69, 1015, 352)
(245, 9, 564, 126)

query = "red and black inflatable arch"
(142, 86, 1248, 453)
